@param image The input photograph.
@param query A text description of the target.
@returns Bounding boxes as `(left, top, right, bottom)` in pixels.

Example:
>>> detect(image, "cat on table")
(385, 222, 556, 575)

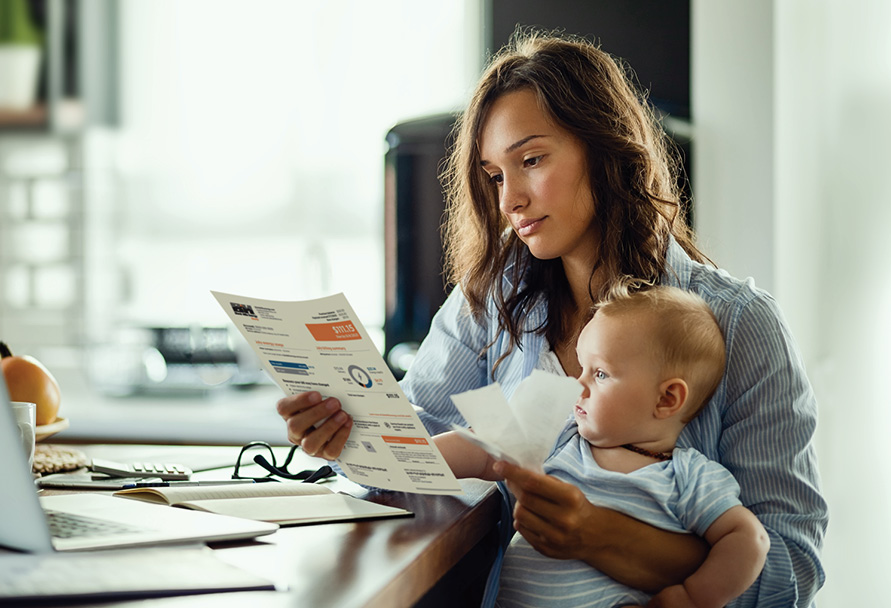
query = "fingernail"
(308, 392, 322, 405)
(493, 461, 504, 474)
(326, 399, 339, 411)
(334, 411, 348, 423)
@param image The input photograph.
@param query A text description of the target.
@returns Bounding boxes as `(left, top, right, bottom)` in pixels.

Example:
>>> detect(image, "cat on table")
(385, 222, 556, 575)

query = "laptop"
(0, 374, 278, 552)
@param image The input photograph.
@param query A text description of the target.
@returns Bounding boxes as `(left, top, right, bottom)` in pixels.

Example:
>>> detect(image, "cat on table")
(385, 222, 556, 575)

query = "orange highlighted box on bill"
(382, 436, 430, 446)
(305, 320, 361, 341)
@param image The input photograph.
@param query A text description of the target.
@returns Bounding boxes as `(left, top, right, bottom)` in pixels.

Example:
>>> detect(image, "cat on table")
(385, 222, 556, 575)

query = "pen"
(121, 480, 260, 489)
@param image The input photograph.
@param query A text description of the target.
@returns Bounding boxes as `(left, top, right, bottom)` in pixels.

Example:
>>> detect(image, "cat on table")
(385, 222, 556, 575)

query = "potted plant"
(0, 0, 43, 110)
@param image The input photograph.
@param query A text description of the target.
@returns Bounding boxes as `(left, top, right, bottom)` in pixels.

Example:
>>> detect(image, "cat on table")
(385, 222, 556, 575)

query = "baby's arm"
(648, 505, 769, 608)
(433, 431, 502, 480)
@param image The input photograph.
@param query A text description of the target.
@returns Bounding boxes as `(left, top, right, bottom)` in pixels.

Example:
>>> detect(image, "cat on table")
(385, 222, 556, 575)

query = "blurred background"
(0, 0, 888, 603)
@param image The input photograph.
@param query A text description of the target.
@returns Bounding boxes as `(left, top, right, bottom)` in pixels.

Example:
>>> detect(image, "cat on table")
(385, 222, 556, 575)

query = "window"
(108, 0, 479, 347)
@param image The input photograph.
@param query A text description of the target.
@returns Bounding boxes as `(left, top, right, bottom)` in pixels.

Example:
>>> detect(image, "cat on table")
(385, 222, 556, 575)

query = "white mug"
(11, 402, 36, 472)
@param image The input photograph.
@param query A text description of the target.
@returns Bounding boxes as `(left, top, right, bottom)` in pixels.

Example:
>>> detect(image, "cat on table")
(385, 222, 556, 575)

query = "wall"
(692, 0, 775, 291)
(693, 1, 891, 604)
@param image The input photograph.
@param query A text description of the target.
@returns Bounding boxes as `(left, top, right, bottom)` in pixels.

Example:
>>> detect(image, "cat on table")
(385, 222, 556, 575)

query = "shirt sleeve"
(399, 286, 490, 435)
(718, 293, 828, 608)
(672, 450, 743, 537)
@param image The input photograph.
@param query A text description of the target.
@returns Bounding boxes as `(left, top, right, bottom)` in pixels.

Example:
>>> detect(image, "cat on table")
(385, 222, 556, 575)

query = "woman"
(277, 30, 827, 606)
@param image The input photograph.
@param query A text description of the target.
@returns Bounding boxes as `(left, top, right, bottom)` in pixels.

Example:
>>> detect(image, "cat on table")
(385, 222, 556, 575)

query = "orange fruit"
(1, 341, 61, 426)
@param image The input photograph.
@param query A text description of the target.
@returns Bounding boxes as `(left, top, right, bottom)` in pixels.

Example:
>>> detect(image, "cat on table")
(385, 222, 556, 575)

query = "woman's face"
(478, 89, 597, 264)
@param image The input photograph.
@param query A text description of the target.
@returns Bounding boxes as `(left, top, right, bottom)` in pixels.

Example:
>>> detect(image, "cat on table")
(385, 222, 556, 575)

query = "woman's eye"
(488, 173, 504, 185)
(524, 155, 543, 168)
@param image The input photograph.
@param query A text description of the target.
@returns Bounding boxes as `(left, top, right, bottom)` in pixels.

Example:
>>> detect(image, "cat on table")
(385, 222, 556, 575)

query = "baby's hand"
(645, 584, 698, 608)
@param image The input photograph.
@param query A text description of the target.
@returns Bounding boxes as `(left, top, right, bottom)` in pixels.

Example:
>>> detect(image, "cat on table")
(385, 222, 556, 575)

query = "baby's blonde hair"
(593, 284, 726, 421)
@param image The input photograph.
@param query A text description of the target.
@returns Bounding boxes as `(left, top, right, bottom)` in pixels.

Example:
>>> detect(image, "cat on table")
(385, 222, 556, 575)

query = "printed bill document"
(212, 291, 462, 495)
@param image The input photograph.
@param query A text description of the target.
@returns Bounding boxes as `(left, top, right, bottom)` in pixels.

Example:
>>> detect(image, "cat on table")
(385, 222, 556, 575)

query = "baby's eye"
(524, 155, 543, 168)
(595, 370, 608, 381)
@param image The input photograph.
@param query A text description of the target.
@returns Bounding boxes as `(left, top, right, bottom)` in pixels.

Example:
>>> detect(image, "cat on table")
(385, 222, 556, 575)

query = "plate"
(36, 417, 69, 442)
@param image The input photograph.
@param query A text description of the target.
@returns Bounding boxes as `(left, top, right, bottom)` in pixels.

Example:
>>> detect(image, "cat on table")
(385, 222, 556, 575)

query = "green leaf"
(0, 0, 43, 46)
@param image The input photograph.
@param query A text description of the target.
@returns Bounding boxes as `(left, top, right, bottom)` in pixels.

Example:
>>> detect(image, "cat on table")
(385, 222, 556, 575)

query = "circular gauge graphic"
(348, 365, 373, 388)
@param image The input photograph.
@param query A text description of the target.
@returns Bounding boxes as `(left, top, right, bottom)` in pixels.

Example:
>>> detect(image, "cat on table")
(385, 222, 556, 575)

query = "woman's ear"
(654, 378, 688, 419)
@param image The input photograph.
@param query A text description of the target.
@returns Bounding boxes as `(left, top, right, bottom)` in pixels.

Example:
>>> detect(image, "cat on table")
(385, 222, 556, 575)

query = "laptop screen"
(0, 373, 55, 553)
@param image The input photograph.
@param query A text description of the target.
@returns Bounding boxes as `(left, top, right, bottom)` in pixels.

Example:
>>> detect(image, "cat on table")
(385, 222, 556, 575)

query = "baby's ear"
(655, 378, 688, 419)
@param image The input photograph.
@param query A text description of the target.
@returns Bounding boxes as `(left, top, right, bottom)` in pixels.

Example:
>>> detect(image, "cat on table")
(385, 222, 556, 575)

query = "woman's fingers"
(277, 392, 329, 441)
(276, 391, 352, 458)
(300, 410, 352, 458)
(498, 461, 580, 510)
(496, 460, 591, 559)
(319, 417, 353, 460)
(276, 391, 322, 423)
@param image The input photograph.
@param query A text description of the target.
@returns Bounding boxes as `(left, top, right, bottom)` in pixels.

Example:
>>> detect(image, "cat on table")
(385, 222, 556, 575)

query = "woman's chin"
(526, 246, 561, 261)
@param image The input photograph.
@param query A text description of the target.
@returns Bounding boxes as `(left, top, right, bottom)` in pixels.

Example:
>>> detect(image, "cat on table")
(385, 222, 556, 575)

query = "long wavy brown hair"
(441, 29, 708, 357)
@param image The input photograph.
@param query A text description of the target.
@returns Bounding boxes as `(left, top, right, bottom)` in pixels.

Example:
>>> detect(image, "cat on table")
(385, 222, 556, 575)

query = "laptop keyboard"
(45, 510, 145, 539)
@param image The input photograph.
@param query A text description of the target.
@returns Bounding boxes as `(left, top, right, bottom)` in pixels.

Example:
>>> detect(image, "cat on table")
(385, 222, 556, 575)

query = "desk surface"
(31, 444, 501, 608)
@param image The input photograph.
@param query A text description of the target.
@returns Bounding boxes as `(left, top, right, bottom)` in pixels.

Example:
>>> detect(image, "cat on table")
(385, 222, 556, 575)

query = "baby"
(435, 286, 770, 607)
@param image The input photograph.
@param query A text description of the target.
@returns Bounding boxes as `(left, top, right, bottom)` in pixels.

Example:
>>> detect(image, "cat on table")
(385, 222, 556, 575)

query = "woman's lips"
(516, 216, 545, 237)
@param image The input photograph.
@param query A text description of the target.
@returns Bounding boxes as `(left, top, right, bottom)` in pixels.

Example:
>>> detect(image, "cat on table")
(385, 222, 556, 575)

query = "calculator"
(90, 458, 193, 481)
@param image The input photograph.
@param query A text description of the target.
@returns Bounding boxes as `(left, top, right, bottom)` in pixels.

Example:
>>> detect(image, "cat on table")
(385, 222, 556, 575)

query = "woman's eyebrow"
(480, 134, 547, 167)
(505, 134, 546, 153)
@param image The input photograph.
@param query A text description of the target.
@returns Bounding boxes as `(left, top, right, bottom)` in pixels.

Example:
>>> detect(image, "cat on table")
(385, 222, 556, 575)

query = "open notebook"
(0, 374, 278, 554)
(114, 480, 412, 525)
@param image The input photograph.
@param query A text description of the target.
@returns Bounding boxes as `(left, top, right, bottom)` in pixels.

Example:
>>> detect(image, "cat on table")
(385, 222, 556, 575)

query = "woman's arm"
(712, 293, 828, 606)
(434, 431, 501, 480)
(496, 461, 709, 592)
(399, 287, 492, 433)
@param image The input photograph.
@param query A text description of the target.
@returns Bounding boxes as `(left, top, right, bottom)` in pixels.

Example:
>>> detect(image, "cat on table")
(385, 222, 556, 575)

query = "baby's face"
(573, 313, 665, 447)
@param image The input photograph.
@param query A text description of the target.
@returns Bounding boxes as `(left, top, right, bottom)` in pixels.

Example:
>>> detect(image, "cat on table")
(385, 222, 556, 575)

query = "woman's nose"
(498, 175, 528, 214)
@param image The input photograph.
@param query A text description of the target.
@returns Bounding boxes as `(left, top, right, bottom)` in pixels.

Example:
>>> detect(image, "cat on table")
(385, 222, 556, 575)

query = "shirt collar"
(661, 235, 693, 290)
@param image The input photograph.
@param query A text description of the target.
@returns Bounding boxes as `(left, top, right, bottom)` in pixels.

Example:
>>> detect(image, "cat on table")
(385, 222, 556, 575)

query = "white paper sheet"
(212, 291, 462, 495)
(449, 369, 582, 471)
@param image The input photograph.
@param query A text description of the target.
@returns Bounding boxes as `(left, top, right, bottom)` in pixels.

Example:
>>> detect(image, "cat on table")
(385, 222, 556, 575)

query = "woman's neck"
(561, 253, 599, 311)
(552, 254, 601, 378)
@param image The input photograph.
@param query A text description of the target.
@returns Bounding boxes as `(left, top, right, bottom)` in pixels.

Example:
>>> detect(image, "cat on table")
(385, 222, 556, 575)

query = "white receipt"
(212, 291, 462, 495)
(449, 369, 582, 472)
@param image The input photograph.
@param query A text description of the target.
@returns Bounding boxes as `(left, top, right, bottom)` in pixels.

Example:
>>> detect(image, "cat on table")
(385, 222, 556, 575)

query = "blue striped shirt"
(497, 427, 742, 607)
(401, 237, 828, 607)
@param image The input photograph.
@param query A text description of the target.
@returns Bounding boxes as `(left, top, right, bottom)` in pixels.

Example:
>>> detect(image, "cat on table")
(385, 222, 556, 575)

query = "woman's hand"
(276, 391, 352, 460)
(494, 461, 709, 592)
(495, 460, 597, 560)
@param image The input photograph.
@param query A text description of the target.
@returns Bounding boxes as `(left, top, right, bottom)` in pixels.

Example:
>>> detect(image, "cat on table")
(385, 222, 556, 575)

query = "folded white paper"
(449, 369, 582, 472)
